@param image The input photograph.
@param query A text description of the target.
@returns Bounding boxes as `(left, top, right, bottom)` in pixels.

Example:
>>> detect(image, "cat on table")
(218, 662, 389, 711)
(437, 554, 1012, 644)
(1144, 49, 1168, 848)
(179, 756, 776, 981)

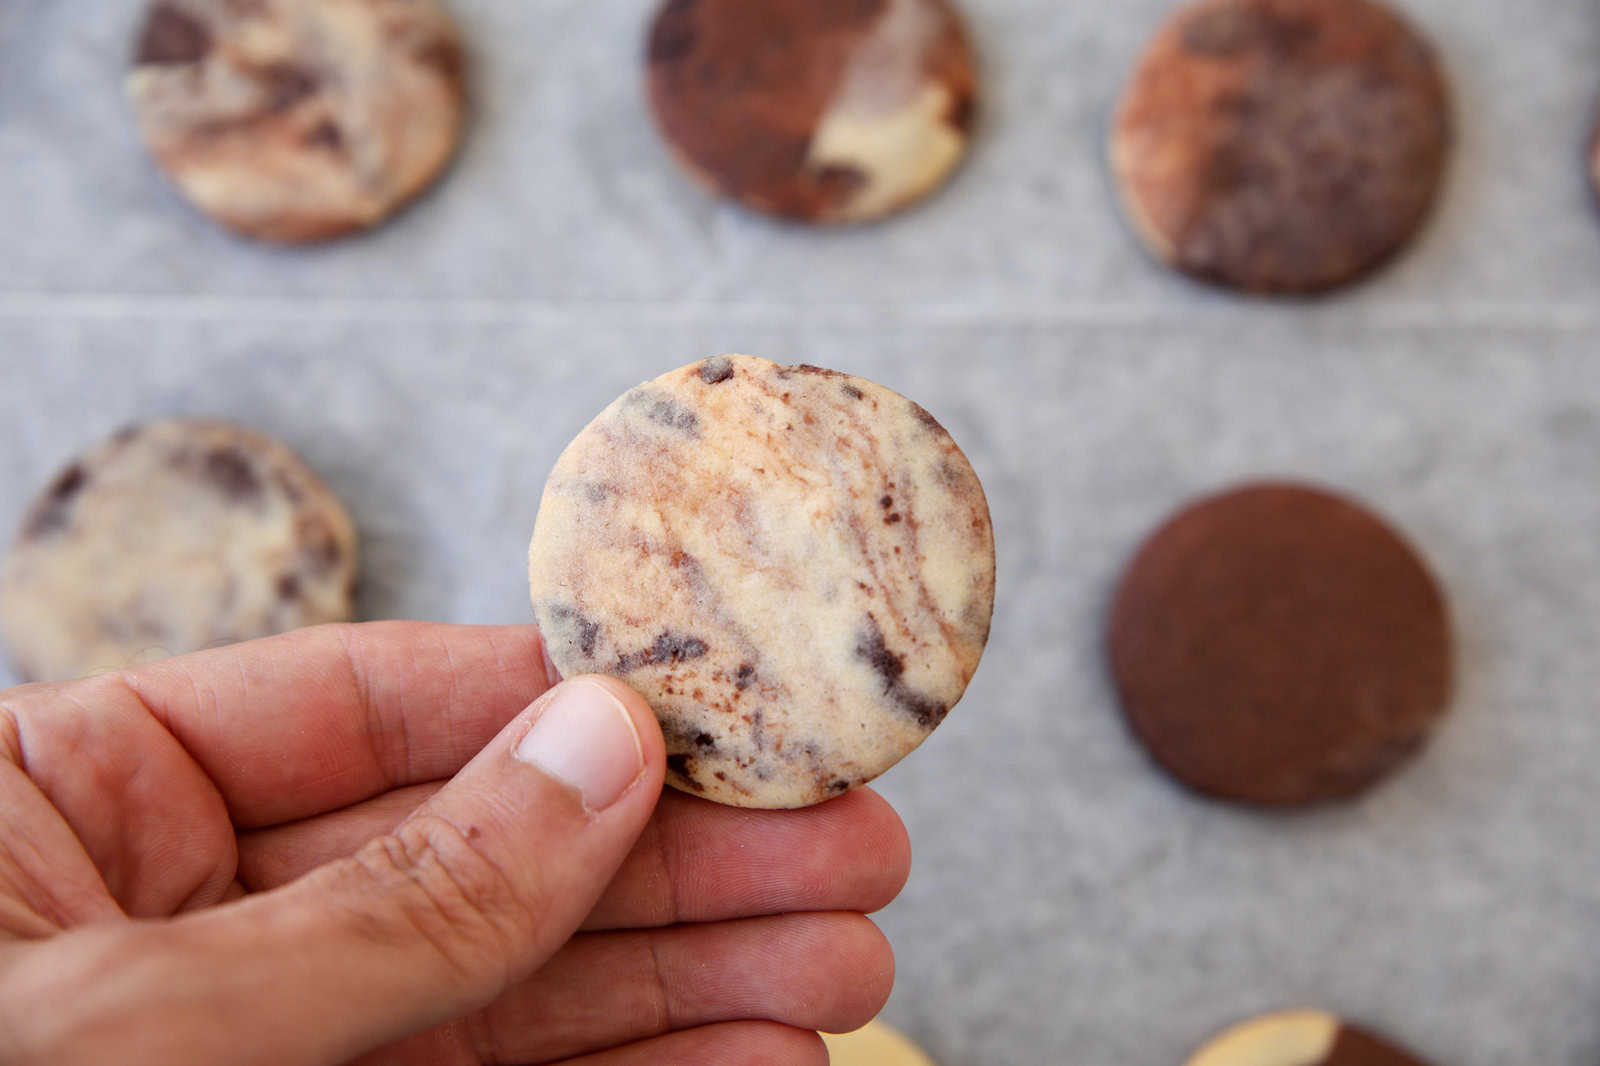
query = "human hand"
(0, 622, 909, 1065)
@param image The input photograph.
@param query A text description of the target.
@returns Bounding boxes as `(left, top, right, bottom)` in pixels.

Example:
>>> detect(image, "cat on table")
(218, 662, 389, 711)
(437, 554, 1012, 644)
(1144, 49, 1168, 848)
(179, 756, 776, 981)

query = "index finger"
(120, 621, 557, 827)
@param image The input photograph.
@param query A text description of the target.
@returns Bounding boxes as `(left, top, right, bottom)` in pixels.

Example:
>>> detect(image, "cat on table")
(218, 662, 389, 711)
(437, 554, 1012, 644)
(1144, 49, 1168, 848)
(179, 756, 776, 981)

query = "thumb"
(24, 675, 665, 1066)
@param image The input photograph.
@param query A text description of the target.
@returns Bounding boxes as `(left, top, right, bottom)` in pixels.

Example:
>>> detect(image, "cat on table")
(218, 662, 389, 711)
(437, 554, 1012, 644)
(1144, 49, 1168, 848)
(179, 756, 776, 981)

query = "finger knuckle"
(351, 814, 543, 982)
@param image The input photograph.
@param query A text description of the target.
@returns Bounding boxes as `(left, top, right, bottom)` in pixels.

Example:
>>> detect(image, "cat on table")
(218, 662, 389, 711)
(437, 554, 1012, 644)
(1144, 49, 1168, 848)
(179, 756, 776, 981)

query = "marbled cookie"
(1108, 482, 1451, 806)
(529, 355, 994, 809)
(128, 0, 466, 242)
(646, 0, 978, 223)
(1111, 0, 1451, 292)
(0, 420, 358, 683)
(1187, 1010, 1433, 1066)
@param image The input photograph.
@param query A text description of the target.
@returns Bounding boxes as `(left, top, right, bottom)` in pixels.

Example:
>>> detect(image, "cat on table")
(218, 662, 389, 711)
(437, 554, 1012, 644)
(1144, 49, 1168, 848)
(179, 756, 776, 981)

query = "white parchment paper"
(2, 1, 1598, 1062)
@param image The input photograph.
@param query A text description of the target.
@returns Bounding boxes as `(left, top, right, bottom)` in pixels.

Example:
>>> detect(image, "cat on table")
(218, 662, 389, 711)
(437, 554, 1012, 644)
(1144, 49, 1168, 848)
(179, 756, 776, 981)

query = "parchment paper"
(2, 0, 1598, 1062)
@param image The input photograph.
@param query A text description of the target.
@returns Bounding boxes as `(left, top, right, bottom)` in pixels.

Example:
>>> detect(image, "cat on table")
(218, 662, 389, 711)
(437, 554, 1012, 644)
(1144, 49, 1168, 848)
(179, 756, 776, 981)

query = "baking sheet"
(3, 1, 1600, 1063)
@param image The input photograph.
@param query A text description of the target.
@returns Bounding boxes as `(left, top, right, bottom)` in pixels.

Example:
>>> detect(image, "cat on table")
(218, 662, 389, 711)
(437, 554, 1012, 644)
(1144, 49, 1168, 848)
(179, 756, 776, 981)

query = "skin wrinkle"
(338, 624, 412, 796)
(94, 673, 237, 912)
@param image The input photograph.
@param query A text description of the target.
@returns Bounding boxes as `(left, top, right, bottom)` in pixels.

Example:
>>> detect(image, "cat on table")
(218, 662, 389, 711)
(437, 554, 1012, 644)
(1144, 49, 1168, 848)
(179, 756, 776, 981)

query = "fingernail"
(514, 678, 644, 810)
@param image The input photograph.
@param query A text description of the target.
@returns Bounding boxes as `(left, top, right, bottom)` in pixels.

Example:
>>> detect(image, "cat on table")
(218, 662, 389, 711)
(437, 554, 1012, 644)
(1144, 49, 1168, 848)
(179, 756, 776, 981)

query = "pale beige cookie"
(0, 420, 358, 683)
(528, 355, 995, 809)
(1186, 1009, 1433, 1066)
(823, 1020, 940, 1066)
(128, 0, 466, 242)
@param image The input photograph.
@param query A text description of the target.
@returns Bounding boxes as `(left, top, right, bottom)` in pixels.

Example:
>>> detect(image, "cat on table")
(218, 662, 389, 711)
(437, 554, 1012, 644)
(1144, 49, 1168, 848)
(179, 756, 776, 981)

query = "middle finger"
(236, 787, 911, 930)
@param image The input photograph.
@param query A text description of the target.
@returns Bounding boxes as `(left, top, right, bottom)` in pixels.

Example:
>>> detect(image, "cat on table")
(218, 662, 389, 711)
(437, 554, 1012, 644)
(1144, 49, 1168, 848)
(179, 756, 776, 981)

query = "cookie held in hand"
(1, 420, 358, 683)
(128, 0, 467, 242)
(529, 355, 995, 809)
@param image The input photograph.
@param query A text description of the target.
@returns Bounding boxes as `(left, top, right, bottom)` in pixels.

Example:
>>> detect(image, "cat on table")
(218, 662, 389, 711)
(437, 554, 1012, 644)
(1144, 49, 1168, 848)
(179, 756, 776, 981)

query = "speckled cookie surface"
(528, 355, 994, 809)
(1186, 1010, 1433, 1066)
(646, 0, 977, 223)
(1108, 482, 1451, 806)
(0, 420, 358, 683)
(128, 0, 466, 242)
(1110, 0, 1451, 293)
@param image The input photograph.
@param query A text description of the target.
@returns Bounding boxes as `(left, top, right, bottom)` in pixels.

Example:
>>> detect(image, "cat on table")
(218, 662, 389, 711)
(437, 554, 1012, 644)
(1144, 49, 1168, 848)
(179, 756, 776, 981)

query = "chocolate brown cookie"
(1107, 482, 1451, 806)
(1590, 115, 1600, 204)
(1110, 0, 1451, 292)
(646, 0, 978, 224)
(1187, 1010, 1433, 1066)
(528, 355, 995, 809)
(0, 420, 359, 683)
(127, 0, 466, 242)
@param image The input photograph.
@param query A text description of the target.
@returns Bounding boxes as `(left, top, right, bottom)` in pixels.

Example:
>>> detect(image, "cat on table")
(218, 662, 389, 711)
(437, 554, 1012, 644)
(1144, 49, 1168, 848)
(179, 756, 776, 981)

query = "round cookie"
(1590, 116, 1600, 204)
(528, 354, 995, 809)
(1186, 1010, 1433, 1066)
(1110, 0, 1451, 293)
(1107, 482, 1451, 806)
(127, 0, 466, 242)
(646, 0, 978, 224)
(0, 420, 359, 683)
(822, 1020, 940, 1066)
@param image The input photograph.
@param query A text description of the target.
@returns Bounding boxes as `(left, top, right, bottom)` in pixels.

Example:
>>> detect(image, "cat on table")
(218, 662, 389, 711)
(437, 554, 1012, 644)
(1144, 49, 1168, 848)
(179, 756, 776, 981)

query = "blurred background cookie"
(0, 420, 358, 683)
(1107, 482, 1452, 806)
(1110, 0, 1451, 293)
(646, 0, 978, 223)
(1186, 1009, 1433, 1066)
(822, 1019, 939, 1065)
(127, 0, 467, 242)
(529, 355, 995, 809)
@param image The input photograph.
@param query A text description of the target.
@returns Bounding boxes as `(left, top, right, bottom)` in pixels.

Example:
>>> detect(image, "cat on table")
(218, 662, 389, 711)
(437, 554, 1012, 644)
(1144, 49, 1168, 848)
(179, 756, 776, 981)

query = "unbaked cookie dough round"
(1186, 1010, 1433, 1066)
(646, 0, 978, 223)
(822, 1020, 939, 1066)
(1110, 0, 1451, 293)
(0, 420, 359, 683)
(127, 0, 467, 242)
(1108, 482, 1451, 806)
(528, 355, 995, 809)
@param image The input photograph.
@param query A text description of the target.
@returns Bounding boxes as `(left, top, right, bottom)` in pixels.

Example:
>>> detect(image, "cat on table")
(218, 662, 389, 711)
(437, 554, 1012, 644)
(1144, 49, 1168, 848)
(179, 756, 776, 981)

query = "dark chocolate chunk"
(303, 120, 344, 151)
(136, 3, 212, 66)
(413, 37, 465, 83)
(259, 63, 319, 112)
(667, 753, 706, 791)
(698, 356, 736, 384)
(547, 604, 602, 659)
(619, 630, 711, 672)
(202, 446, 261, 501)
(854, 616, 947, 728)
(23, 464, 89, 539)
